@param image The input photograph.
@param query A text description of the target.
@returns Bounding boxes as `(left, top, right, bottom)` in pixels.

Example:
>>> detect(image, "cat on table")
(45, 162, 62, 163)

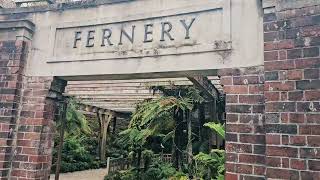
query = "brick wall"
(0, 39, 66, 179)
(219, 66, 265, 180)
(0, 40, 27, 179)
(9, 77, 65, 180)
(264, 4, 320, 179)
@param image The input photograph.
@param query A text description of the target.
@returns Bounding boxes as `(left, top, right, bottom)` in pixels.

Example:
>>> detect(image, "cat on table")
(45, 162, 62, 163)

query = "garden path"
(50, 168, 108, 180)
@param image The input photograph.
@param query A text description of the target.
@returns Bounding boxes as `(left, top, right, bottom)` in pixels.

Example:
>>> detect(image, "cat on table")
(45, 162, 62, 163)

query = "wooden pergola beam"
(77, 103, 130, 118)
(187, 76, 220, 100)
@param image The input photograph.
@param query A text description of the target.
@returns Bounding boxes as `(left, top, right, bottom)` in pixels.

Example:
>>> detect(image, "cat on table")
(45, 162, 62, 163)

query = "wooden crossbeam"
(187, 76, 220, 100)
(77, 103, 131, 118)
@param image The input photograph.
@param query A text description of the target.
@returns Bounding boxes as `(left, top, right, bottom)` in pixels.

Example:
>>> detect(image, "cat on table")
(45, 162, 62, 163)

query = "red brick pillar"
(0, 20, 67, 179)
(0, 40, 27, 179)
(264, 2, 320, 179)
(219, 67, 265, 180)
(9, 77, 66, 179)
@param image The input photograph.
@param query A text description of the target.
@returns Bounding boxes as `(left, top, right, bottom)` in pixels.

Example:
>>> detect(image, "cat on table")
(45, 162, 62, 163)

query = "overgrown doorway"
(50, 76, 226, 180)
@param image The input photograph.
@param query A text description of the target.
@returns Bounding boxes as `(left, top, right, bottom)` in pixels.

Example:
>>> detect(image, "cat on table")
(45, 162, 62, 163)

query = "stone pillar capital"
(0, 19, 35, 41)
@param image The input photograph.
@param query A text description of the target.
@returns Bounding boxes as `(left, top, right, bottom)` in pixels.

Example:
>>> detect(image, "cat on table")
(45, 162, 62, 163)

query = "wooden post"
(55, 99, 68, 180)
(100, 113, 113, 162)
(106, 157, 111, 176)
(112, 116, 117, 134)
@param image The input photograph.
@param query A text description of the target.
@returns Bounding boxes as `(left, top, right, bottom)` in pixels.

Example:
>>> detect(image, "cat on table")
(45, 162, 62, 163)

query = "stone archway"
(1, 0, 320, 180)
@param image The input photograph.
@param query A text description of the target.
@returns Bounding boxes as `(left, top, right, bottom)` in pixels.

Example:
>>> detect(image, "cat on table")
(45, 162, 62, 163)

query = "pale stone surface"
(0, 0, 15, 8)
(0, 0, 264, 80)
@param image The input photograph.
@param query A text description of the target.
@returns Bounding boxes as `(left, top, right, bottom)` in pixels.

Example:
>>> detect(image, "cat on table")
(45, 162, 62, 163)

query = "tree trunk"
(55, 100, 68, 180)
(186, 110, 193, 163)
(186, 110, 193, 177)
(173, 109, 184, 170)
(198, 102, 205, 143)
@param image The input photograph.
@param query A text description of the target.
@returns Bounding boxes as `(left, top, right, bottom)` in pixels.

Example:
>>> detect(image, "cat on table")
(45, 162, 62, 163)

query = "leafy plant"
(193, 122, 225, 179)
(204, 122, 225, 139)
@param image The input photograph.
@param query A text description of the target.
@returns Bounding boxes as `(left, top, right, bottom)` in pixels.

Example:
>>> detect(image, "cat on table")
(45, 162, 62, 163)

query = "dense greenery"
(105, 86, 226, 179)
(52, 86, 226, 179)
(104, 157, 188, 180)
(51, 99, 102, 173)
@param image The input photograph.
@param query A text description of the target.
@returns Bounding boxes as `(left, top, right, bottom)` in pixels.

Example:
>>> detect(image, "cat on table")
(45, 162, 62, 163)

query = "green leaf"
(204, 122, 225, 139)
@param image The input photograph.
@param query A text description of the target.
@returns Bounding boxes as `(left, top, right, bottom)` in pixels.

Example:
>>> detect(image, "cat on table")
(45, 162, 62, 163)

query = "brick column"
(264, 1, 320, 179)
(0, 40, 27, 179)
(0, 20, 67, 179)
(219, 67, 265, 180)
(9, 77, 66, 179)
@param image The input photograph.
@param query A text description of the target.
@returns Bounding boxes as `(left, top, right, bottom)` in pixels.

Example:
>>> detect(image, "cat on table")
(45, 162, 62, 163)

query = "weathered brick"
(303, 47, 320, 58)
(301, 26, 320, 37)
(266, 168, 299, 180)
(265, 124, 297, 134)
(287, 69, 303, 80)
(226, 95, 238, 103)
(297, 80, 320, 90)
(290, 135, 306, 146)
(226, 143, 252, 153)
(300, 148, 320, 159)
(265, 113, 280, 124)
(301, 171, 320, 180)
(239, 114, 259, 124)
(306, 113, 320, 123)
(295, 58, 320, 68)
(265, 71, 278, 81)
(265, 60, 295, 71)
(220, 77, 233, 85)
(291, 159, 306, 170)
(264, 51, 278, 61)
(264, 31, 284, 42)
(225, 173, 238, 180)
(233, 76, 260, 85)
(282, 158, 290, 168)
(226, 114, 239, 123)
(288, 91, 303, 101)
(265, 81, 295, 91)
(266, 134, 280, 145)
(226, 133, 238, 142)
(253, 166, 265, 176)
(307, 136, 320, 147)
(287, 49, 302, 59)
(266, 157, 281, 167)
(226, 105, 252, 113)
(227, 124, 253, 133)
(297, 102, 320, 112)
(224, 85, 249, 94)
(265, 92, 279, 101)
(240, 134, 265, 144)
(265, 102, 296, 112)
(309, 160, 320, 171)
(254, 145, 265, 155)
(304, 68, 319, 79)
(239, 154, 265, 164)
(289, 113, 305, 123)
(239, 95, 264, 104)
(267, 146, 298, 157)
(300, 125, 320, 135)
(264, 13, 276, 22)
(236, 164, 253, 174)
(226, 153, 238, 162)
